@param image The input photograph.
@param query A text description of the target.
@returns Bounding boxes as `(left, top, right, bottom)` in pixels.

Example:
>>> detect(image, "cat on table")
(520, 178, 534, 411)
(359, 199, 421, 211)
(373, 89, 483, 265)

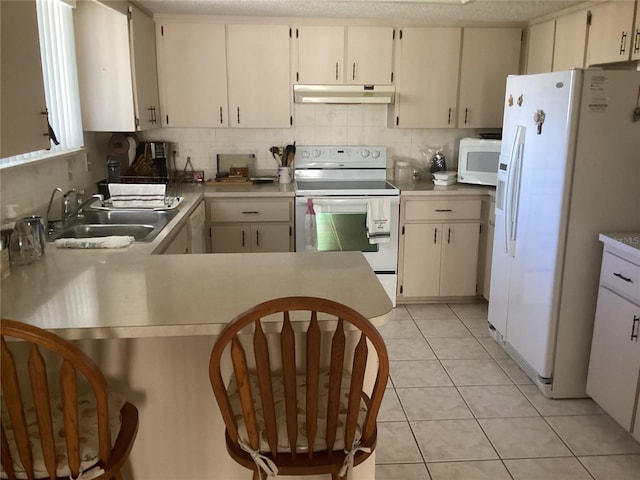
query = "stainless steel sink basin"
(47, 208, 179, 243)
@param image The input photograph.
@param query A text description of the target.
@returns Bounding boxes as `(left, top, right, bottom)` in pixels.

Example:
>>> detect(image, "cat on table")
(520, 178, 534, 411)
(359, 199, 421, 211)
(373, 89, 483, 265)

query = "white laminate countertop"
(599, 233, 640, 261)
(1, 250, 391, 340)
(390, 180, 495, 197)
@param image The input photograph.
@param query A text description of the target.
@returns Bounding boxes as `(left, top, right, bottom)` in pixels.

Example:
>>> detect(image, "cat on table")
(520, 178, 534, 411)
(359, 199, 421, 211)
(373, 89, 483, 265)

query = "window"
(0, 0, 83, 167)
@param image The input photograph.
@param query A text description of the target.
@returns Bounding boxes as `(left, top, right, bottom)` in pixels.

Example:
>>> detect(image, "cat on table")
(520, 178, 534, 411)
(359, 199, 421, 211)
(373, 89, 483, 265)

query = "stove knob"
(312, 149, 321, 158)
(301, 150, 310, 159)
(361, 149, 370, 158)
(371, 150, 381, 159)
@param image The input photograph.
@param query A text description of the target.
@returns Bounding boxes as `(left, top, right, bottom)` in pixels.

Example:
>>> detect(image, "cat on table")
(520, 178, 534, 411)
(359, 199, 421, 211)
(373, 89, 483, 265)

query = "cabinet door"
(440, 223, 480, 297)
(211, 225, 251, 253)
(393, 27, 461, 128)
(458, 28, 521, 128)
(587, 0, 636, 65)
(401, 223, 441, 297)
(251, 224, 291, 253)
(227, 24, 291, 128)
(0, 0, 50, 158)
(526, 20, 555, 74)
(553, 9, 588, 70)
(297, 25, 344, 84)
(586, 287, 640, 431)
(633, 3, 640, 61)
(346, 26, 394, 84)
(162, 223, 189, 254)
(188, 201, 207, 254)
(158, 22, 227, 127)
(74, 0, 135, 132)
(128, 5, 160, 130)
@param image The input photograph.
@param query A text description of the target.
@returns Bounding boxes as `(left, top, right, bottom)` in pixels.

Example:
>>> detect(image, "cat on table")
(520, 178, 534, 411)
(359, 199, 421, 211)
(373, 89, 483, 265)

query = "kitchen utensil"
(284, 143, 296, 166)
(270, 146, 282, 165)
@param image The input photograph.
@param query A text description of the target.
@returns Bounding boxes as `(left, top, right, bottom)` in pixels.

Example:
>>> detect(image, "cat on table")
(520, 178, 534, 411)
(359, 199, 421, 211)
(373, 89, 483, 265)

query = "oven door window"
(316, 213, 379, 253)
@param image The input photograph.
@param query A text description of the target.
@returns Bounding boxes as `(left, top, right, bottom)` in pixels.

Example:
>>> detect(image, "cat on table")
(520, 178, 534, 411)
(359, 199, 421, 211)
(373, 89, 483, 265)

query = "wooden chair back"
(1, 319, 138, 480)
(209, 296, 389, 479)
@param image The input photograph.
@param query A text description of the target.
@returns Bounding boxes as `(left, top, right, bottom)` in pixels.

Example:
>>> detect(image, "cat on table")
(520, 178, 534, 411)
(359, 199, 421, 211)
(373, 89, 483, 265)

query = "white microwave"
(457, 138, 501, 186)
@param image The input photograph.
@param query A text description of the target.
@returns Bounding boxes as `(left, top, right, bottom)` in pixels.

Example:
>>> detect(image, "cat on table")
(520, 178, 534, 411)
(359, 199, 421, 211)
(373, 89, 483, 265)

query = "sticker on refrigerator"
(588, 74, 610, 113)
(534, 110, 545, 134)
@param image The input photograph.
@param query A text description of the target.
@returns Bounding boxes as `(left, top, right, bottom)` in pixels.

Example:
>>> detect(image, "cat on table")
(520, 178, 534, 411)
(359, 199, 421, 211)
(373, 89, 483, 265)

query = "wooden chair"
(209, 296, 389, 480)
(1, 319, 138, 480)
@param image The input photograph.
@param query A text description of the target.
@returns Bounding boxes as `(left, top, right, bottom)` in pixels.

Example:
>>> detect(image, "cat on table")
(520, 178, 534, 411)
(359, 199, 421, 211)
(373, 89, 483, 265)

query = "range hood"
(293, 85, 395, 104)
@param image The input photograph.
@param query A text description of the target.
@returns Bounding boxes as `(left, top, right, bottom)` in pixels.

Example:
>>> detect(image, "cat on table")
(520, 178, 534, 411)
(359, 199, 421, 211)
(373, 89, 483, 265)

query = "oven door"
(295, 196, 399, 304)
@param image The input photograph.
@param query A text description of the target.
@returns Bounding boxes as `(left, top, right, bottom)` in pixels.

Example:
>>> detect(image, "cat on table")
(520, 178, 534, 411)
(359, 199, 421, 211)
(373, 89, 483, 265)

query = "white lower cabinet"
(161, 222, 189, 254)
(398, 196, 482, 300)
(207, 197, 293, 253)
(587, 241, 640, 442)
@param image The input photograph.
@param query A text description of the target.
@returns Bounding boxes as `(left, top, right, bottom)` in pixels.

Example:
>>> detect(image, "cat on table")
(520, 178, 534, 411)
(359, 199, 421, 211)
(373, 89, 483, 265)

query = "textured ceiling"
(134, 0, 586, 25)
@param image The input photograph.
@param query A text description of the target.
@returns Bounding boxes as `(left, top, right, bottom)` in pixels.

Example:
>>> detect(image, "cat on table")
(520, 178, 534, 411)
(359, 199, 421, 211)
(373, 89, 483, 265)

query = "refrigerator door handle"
(505, 125, 526, 257)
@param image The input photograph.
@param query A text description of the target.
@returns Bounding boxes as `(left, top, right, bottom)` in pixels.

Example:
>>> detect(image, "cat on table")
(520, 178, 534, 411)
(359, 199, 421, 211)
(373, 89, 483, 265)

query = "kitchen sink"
(47, 208, 179, 243)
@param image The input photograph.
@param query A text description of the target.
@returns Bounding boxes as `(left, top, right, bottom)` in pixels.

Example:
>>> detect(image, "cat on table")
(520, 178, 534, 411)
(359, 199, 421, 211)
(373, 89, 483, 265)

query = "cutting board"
(216, 154, 256, 176)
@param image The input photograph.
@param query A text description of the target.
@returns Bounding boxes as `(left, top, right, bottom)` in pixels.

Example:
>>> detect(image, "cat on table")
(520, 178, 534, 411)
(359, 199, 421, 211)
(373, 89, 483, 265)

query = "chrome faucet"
(62, 194, 103, 224)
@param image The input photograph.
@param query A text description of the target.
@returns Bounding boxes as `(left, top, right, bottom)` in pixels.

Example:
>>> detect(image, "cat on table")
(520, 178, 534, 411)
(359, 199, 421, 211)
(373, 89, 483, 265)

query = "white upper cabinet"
(158, 22, 228, 127)
(1, 0, 50, 158)
(74, 1, 160, 132)
(526, 19, 555, 74)
(391, 27, 462, 128)
(297, 25, 345, 84)
(226, 24, 291, 128)
(128, 5, 161, 130)
(633, 2, 640, 61)
(346, 26, 394, 84)
(297, 25, 393, 85)
(458, 28, 521, 128)
(553, 9, 588, 70)
(587, 0, 638, 65)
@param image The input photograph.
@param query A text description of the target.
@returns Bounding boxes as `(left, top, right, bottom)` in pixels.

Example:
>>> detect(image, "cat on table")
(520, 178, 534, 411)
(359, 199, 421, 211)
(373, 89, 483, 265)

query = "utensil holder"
(278, 166, 292, 184)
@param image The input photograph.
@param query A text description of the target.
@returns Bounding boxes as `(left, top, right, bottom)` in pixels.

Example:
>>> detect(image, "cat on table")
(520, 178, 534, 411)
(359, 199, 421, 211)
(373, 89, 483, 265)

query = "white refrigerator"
(488, 69, 640, 398)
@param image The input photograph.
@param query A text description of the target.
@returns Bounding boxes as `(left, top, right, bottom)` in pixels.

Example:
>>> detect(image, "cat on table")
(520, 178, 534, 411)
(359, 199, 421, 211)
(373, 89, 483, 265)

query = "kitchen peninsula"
(1, 228, 391, 479)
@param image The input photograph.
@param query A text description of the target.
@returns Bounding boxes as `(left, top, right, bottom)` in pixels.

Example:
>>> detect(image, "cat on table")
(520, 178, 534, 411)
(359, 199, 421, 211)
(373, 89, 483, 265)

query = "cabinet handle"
(219, 106, 224, 124)
(336, 62, 339, 81)
(634, 29, 640, 54)
(447, 227, 451, 244)
(620, 31, 628, 55)
(352, 62, 356, 81)
(242, 230, 245, 247)
(464, 108, 469, 125)
(237, 107, 240, 124)
(433, 227, 437, 244)
(631, 315, 639, 342)
(447, 108, 452, 125)
(435, 209, 452, 212)
(256, 229, 260, 246)
(613, 272, 633, 283)
(241, 211, 260, 215)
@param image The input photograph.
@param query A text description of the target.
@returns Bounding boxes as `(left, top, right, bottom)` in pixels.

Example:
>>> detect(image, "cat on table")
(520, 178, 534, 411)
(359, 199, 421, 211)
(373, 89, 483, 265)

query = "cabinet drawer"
(405, 199, 481, 221)
(600, 251, 640, 301)
(208, 199, 291, 223)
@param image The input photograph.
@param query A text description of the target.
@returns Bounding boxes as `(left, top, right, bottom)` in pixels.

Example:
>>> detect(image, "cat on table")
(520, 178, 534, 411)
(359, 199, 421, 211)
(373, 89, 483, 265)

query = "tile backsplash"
(138, 104, 478, 180)
(1, 104, 484, 222)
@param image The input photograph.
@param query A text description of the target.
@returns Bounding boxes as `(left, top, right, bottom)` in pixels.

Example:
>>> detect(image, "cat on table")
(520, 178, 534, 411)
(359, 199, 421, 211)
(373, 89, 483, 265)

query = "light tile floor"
(374, 303, 640, 480)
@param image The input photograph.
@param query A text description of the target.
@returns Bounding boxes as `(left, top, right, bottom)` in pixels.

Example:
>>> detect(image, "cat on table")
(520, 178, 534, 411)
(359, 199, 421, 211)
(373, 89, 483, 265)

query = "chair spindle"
(61, 360, 81, 478)
(325, 318, 345, 453)
(344, 333, 368, 450)
(280, 312, 298, 457)
(253, 320, 278, 457)
(305, 311, 321, 457)
(231, 336, 260, 451)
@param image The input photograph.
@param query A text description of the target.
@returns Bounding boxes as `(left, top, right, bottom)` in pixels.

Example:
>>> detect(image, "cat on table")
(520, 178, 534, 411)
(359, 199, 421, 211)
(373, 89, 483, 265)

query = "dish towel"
(304, 198, 317, 251)
(108, 183, 167, 208)
(54, 236, 135, 249)
(366, 198, 391, 244)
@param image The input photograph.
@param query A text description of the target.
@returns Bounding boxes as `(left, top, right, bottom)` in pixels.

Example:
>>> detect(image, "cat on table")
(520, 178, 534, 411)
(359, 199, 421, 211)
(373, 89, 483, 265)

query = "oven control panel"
(296, 146, 387, 169)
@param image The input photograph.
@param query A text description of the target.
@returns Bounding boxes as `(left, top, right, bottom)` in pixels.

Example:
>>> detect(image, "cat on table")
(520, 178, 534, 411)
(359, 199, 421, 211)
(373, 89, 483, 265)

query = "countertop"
(390, 180, 496, 197)
(599, 233, 640, 261)
(0, 250, 391, 340)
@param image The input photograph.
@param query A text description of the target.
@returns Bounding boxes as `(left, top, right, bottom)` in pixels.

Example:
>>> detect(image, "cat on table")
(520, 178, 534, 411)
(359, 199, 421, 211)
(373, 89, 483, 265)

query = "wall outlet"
(171, 142, 180, 158)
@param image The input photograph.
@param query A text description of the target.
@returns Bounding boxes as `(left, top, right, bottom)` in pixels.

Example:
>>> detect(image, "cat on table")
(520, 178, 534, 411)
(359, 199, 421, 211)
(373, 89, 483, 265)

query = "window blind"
(1, 0, 83, 167)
